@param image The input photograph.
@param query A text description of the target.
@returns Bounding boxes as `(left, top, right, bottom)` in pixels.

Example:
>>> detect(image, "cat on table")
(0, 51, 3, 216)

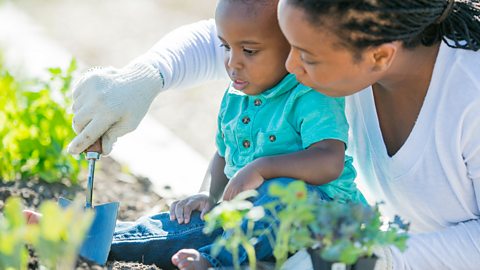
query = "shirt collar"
(227, 74, 299, 99)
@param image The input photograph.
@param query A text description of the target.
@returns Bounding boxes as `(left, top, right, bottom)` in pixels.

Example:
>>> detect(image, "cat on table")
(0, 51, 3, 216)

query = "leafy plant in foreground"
(0, 197, 93, 270)
(203, 190, 265, 270)
(0, 197, 29, 270)
(266, 181, 317, 269)
(0, 59, 84, 184)
(267, 181, 410, 268)
(309, 199, 409, 265)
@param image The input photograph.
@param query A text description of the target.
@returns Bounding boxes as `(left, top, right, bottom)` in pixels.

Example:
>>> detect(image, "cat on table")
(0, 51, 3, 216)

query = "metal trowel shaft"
(85, 140, 102, 208)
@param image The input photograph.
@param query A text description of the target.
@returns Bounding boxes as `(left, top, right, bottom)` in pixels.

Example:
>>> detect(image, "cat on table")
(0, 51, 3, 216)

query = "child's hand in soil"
(169, 193, 215, 224)
(223, 164, 264, 201)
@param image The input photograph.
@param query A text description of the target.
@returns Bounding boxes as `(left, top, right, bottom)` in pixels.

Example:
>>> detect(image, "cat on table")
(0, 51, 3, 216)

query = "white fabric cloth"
(111, 20, 480, 269)
(130, 19, 228, 90)
(346, 42, 480, 269)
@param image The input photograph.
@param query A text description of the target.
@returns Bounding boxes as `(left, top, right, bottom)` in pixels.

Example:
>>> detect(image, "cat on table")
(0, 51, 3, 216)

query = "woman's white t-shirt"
(346, 42, 480, 269)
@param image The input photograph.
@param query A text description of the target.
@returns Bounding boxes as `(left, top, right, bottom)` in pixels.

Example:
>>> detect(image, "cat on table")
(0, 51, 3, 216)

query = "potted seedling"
(265, 181, 409, 270)
(203, 190, 266, 270)
(306, 199, 409, 270)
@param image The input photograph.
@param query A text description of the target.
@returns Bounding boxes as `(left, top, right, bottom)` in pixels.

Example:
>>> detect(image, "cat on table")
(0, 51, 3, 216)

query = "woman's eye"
(243, 48, 257, 55)
(300, 57, 318, 65)
(220, 44, 231, 51)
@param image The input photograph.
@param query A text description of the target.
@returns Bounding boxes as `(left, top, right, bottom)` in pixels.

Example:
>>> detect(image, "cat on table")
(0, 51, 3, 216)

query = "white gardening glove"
(67, 63, 164, 155)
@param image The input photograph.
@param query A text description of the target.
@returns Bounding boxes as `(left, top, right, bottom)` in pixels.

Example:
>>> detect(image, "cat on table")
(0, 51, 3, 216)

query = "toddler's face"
(215, 1, 290, 95)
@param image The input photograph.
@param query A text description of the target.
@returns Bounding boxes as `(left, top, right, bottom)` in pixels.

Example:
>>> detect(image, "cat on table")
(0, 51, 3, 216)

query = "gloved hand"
(67, 63, 164, 155)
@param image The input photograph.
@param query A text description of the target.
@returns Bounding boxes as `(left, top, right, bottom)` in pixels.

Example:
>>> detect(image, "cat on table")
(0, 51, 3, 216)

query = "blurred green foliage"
(0, 59, 84, 184)
(0, 197, 93, 270)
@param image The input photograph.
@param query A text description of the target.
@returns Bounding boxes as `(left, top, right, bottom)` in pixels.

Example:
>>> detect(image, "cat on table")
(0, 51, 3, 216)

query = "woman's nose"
(285, 49, 305, 76)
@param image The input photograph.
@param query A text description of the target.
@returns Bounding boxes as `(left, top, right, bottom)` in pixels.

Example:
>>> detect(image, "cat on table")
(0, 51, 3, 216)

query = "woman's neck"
(371, 42, 441, 156)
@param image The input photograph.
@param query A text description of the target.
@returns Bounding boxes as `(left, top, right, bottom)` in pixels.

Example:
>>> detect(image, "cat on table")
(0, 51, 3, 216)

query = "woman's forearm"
(130, 19, 228, 91)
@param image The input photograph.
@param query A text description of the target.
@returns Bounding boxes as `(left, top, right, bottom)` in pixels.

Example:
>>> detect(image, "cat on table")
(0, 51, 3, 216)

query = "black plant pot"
(307, 248, 378, 270)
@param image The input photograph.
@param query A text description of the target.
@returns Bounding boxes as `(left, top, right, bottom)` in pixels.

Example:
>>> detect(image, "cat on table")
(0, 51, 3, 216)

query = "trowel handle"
(86, 139, 102, 157)
(85, 139, 102, 208)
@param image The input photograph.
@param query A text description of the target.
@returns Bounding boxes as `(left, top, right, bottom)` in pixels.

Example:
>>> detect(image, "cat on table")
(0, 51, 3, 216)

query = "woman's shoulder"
(439, 45, 480, 101)
(448, 46, 480, 89)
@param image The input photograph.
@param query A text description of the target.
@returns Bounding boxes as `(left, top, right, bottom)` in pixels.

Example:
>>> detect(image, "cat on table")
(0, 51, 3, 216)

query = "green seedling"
(266, 181, 409, 267)
(204, 190, 265, 270)
(310, 199, 409, 265)
(266, 181, 317, 269)
(0, 59, 84, 184)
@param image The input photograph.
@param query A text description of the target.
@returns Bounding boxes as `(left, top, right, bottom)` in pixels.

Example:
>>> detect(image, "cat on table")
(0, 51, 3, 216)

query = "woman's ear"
(369, 43, 398, 72)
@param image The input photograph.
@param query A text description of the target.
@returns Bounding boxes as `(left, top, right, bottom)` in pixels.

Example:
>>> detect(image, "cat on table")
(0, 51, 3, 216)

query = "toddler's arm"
(252, 139, 345, 185)
(223, 139, 345, 201)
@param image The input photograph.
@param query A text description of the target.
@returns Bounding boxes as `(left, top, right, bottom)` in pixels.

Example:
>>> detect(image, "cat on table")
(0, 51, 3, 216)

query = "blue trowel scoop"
(59, 140, 119, 265)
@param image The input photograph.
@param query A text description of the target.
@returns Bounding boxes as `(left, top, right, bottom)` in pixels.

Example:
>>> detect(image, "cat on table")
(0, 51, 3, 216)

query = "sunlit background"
(1, 0, 228, 195)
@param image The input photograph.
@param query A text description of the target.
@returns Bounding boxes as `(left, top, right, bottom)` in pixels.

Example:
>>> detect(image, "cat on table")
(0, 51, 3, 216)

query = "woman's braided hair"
(286, 0, 480, 51)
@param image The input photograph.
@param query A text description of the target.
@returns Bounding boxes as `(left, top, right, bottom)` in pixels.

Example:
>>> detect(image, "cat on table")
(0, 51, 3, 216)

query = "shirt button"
(242, 116, 250, 124)
(269, 135, 276, 142)
(254, 99, 262, 106)
(243, 140, 251, 148)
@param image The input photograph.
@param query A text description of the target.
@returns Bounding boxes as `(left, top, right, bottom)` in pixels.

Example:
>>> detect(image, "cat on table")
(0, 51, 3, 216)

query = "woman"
(276, 0, 480, 269)
(69, 0, 480, 269)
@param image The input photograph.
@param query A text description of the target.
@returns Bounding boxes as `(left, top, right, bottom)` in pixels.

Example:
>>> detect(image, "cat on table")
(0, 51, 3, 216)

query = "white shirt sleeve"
(392, 100, 480, 270)
(392, 219, 480, 269)
(130, 19, 228, 90)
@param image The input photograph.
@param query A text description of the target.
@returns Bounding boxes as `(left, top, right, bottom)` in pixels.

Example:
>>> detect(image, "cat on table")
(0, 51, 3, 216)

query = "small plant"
(0, 198, 29, 270)
(0, 59, 84, 184)
(0, 197, 93, 270)
(266, 181, 409, 269)
(309, 199, 409, 265)
(266, 181, 317, 269)
(203, 190, 265, 270)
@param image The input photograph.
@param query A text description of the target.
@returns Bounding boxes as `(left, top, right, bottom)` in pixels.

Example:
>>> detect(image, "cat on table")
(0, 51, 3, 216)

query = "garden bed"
(0, 157, 169, 270)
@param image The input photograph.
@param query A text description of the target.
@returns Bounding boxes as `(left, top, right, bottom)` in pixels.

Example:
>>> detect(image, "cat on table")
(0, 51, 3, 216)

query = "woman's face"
(277, 0, 382, 97)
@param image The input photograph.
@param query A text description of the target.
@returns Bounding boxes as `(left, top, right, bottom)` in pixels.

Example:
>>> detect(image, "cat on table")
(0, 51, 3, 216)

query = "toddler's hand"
(223, 164, 264, 201)
(169, 193, 214, 224)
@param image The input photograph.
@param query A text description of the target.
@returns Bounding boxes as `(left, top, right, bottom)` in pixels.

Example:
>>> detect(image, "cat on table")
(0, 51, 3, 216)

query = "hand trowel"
(59, 140, 119, 265)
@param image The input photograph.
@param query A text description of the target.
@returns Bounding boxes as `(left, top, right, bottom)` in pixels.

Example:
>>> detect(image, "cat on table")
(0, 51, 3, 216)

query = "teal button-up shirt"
(216, 74, 365, 203)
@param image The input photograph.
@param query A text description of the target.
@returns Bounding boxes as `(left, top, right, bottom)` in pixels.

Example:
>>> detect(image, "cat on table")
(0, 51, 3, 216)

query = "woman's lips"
(232, 79, 249, 90)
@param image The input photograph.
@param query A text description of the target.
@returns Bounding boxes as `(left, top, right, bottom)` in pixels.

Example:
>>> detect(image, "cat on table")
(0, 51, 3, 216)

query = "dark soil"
(0, 157, 170, 270)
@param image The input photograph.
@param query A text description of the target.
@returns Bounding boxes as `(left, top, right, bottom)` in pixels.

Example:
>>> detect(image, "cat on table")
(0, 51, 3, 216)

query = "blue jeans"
(109, 178, 330, 269)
